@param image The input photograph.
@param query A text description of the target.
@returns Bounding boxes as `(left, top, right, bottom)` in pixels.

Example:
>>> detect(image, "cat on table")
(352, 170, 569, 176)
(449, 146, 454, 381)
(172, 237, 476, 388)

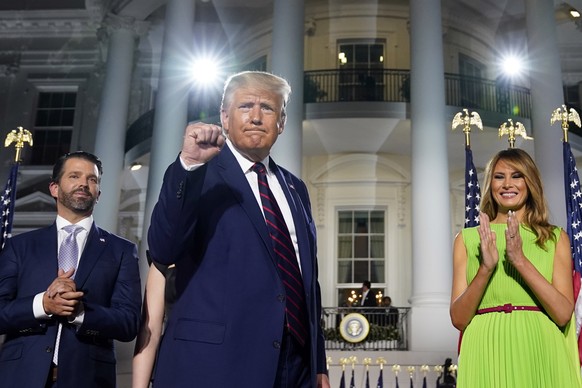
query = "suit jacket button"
(45, 346, 53, 353)
(176, 181, 184, 198)
(277, 294, 285, 302)
(273, 341, 281, 349)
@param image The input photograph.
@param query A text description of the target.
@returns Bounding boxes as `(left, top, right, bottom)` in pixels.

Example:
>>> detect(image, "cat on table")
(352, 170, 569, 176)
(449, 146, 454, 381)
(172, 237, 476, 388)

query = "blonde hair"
(480, 148, 554, 248)
(221, 71, 291, 125)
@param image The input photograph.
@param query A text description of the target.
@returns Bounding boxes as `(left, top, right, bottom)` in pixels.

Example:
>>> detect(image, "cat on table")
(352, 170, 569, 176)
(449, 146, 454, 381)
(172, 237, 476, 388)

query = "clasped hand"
(43, 268, 84, 317)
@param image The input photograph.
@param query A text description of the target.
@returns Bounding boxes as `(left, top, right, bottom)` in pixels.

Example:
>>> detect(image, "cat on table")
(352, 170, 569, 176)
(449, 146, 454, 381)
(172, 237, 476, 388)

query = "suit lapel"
(40, 224, 59, 282)
(215, 146, 276, 266)
(74, 223, 107, 288)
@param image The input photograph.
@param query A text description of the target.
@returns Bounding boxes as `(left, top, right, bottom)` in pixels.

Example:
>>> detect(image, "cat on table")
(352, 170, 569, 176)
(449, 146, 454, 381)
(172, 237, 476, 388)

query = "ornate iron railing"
(304, 69, 532, 118)
(322, 306, 410, 351)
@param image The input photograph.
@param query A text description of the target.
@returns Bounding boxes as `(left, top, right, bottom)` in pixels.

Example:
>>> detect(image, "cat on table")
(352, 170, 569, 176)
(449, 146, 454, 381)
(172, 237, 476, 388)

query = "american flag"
(376, 368, 383, 388)
(563, 141, 582, 361)
(339, 369, 346, 388)
(464, 146, 480, 228)
(349, 369, 355, 388)
(365, 370, 370, 388)
(0, 162, 19, 250)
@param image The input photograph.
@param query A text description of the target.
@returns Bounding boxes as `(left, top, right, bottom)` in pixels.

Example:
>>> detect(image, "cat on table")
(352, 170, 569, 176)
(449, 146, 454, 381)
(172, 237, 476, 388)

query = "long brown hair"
(480, 148, 554, 248)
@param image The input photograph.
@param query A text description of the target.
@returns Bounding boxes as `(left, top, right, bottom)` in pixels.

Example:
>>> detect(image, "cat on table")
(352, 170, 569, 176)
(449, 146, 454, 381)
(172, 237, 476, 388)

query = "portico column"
(525, 0, 566, 227)
(93, 14, 147, 233)
(271, 0, 304, 176)
(409, 0, 457, 353)
(139, 0, 195, 283)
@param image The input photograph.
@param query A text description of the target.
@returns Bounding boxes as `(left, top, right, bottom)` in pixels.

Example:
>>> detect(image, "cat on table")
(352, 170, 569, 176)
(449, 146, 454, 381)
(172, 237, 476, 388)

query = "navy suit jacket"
(0, 223, 142, 388)
(148, 145, 326, 387)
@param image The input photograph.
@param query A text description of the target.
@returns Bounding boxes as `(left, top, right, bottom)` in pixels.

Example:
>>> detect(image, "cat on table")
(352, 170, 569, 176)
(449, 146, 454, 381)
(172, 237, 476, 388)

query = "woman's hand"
(505, 210, 526, 266)
(477, 212, 499, 273)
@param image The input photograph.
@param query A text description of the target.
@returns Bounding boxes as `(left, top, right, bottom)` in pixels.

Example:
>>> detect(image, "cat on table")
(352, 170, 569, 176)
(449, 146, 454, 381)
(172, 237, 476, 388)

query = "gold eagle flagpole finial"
(452, 108, 483, 148)
(498, 118, 532, 148)
(550, 104, 581, 143)
(4, 126, 33, 163)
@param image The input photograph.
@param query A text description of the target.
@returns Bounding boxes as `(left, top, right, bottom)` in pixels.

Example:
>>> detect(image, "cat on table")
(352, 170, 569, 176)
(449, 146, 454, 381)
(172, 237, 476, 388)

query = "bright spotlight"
(500, 55, 524, 78)
(190, 58, 221, 86)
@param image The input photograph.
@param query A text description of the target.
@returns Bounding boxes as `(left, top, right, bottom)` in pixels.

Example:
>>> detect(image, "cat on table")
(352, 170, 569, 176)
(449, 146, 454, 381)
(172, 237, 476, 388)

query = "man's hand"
(181, 122, 226, 166)
(43, 269, 84, 316)
(46, 269, 76, 297)
(317, 373, 331, 388)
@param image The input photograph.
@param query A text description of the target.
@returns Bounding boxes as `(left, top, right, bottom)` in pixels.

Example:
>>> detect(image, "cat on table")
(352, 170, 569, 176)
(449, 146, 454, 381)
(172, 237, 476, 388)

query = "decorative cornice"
(0, 10, 98, 38)
(103, 13, 149, 38)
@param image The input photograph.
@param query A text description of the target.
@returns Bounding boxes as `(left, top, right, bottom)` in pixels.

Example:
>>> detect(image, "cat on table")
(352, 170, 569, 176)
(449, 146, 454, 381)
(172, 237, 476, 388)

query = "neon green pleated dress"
(458, 224, 582, 388)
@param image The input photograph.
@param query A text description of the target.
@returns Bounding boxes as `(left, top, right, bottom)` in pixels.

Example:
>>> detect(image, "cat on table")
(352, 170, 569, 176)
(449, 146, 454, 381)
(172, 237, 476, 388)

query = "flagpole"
(498, 118, 532, 148)
(551, 104, 581, 143)
(5, 126, 33, 163)
(452, 109, 483, 228)
(0, 126, 33, 250)
(451, 108, 483, 149)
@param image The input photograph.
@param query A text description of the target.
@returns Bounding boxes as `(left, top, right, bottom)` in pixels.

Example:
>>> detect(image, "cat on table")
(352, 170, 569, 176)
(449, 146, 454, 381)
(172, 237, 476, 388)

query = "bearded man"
(0, 151, 141, 388)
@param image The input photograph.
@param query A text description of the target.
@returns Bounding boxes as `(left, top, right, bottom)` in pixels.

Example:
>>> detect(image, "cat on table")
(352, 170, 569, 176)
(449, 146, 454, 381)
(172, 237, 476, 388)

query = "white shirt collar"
(226, 139, 272, 175)
(56, 215, 93, 232)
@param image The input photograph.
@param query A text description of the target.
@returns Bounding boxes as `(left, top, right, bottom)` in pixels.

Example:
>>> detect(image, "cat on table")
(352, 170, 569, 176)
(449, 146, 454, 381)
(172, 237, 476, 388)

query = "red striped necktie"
(252, 162, 308, 346)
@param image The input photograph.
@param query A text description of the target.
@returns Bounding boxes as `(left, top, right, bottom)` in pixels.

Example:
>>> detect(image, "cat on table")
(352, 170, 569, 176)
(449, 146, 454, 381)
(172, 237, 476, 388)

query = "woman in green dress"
(451, 148, 582, 387)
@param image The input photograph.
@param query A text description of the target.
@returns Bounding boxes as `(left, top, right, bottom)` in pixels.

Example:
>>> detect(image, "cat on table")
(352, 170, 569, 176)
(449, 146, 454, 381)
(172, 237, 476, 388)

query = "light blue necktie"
(58, 224, 82, 277)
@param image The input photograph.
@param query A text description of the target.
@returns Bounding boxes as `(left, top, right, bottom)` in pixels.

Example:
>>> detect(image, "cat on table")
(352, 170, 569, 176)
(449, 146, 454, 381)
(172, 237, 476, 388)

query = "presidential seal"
(339, 313, 370, 343)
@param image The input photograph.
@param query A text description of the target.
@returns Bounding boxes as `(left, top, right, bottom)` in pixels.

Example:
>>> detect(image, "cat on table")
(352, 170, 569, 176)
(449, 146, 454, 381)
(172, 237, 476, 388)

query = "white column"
(409, 0, 457, 353)
(139, 0, 195, 283)
(270, 0, 304, 176)
(93, 14, 146, 233)
(525, 0, 566, 227)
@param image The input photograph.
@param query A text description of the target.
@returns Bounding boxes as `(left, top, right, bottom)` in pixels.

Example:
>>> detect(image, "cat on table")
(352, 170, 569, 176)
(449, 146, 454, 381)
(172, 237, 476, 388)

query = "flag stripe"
(563, 141, 582, 363)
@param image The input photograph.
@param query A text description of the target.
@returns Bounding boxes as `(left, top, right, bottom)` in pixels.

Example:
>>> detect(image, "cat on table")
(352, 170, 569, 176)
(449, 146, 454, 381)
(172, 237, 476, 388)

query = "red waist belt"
(476, 303, 541, 315)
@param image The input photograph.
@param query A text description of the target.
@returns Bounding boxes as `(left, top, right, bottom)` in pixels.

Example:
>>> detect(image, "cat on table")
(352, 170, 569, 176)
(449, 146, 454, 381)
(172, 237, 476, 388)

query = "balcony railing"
(322, 306, 410, 351)
(127, 70, 535, 153)
(304, 69, 532, 118)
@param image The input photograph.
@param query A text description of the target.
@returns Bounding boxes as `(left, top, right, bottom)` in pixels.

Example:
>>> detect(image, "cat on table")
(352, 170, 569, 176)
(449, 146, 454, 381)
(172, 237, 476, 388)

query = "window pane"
(31, 129, 72, 165)
(35, 110, 49, 126)
(371, 261, 385, 283)
(338, 211, 352, 233)
(37, 93, 51, 108)
(47, 110, 61, 126)
(370, 236, 384, 258)
(63, 92, 77, 107)
(370, 44, 383, 64)
(370, 210, 384, 233)
(354, 260, 369, 283)
(337, 260, 352, 283)
(55, 92, 66, 107)
(354, 211, 368, 233)
(61, 109, 75, 126)
(338, 236, 352, 258)
(355, 45, 368, 63)
(354, 235, 368, 258)
(32, 91, 77, 165)
(339, 45, 353, 67)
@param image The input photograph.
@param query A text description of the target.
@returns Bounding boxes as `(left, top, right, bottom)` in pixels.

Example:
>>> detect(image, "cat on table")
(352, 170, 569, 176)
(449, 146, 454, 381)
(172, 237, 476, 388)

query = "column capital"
(102, 13, 150, 39)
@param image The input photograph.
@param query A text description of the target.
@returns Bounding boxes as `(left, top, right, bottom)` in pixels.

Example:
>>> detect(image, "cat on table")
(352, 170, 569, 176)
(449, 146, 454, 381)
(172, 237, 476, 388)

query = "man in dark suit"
(147, 71, 330, 388)
(360, 280, 377, 307)
(0, 151, 142, 388)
